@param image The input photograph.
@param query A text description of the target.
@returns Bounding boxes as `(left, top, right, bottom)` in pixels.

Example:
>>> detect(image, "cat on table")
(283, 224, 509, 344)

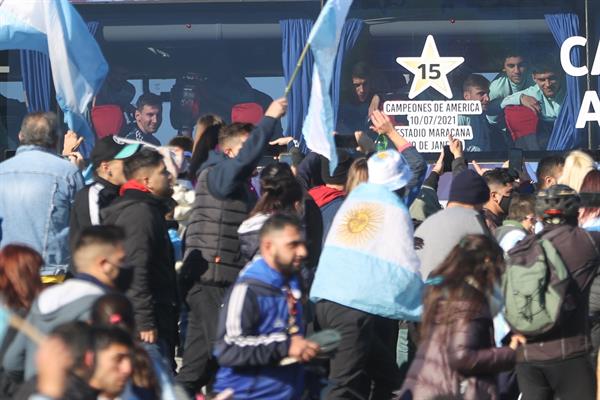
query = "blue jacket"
(214, 258, 304, 400)
(0, 145, 84, 276)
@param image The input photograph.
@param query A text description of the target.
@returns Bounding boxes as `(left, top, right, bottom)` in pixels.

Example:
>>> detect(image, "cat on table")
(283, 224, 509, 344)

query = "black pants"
(315, 300, 402, 400)
(515, 355, 596, 400)
(175, 283, 227, 396)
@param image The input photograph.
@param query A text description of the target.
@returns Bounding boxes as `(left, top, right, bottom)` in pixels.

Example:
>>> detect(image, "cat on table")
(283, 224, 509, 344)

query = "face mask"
(499, 195, 512, 215)
(114, 268, 133, 292)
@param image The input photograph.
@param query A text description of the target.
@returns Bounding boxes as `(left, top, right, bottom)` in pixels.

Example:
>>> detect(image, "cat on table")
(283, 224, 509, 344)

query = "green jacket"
(500, 84, 565, 123)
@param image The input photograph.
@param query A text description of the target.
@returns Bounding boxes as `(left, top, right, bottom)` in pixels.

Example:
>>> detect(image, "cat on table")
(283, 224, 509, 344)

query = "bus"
(1, 0, 598, 162)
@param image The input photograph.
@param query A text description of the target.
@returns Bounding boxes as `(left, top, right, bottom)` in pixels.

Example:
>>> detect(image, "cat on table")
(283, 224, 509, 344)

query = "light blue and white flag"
(310, 183, 424, 321)
(0, 0, 108, 156)
(301, 0, 352, 175)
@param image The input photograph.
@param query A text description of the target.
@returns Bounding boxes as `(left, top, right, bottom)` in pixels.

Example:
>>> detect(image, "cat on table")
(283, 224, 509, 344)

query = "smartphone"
(3, 150, 15, 160)
(334, 134, 358, 149)
(279, 153, 293, 166)
(508, 148, 524, 173)
(442, 145, 455, 173)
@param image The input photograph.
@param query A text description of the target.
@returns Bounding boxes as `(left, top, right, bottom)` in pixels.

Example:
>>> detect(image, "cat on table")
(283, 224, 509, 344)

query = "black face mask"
(499, 195, 512, 215)
(114, 268, 133, 293)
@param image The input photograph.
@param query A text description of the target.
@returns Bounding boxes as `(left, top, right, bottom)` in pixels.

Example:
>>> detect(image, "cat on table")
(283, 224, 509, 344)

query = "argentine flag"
(0, 0, 108, 156)
(302, 0, 353, 175)
(310, 183, 424, 321)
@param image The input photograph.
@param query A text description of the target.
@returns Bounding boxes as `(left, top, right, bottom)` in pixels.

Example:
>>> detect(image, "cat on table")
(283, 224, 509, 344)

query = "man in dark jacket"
(482, 168, 515, 234)
(120, 93, 162, 146)
(513, 185, 600, 399)
(69, 136, 140, 251)
(177, 98, 287, 395)
(102, 148, 179, 363)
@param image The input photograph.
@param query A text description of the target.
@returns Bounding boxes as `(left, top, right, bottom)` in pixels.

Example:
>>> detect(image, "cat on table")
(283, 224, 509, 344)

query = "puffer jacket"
(397, 285, 515, 400)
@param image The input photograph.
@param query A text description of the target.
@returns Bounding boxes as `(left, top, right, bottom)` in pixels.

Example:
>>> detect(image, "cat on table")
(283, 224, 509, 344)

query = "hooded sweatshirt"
(2, 278, 107, 380)
(308, 185, 345, 243)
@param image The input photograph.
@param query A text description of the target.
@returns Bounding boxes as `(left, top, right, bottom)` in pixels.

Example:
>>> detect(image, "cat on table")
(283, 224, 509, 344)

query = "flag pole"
(284, 42, 311, 96)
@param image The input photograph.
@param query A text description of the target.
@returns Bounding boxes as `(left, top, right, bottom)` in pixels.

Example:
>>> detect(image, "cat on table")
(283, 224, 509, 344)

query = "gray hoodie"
(2, 279, 106, 380)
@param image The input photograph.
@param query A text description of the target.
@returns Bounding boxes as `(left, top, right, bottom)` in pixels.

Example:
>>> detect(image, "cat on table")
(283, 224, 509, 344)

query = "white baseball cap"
(367, 150, 412, 192)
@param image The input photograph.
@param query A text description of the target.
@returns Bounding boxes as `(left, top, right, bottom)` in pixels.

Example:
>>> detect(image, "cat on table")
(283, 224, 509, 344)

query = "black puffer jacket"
(397, 285, 515, 400)
(101, 188, 179, 337)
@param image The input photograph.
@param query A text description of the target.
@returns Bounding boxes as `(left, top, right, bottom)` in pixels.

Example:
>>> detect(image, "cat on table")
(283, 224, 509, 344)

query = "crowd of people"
(0, 89, 599, 400)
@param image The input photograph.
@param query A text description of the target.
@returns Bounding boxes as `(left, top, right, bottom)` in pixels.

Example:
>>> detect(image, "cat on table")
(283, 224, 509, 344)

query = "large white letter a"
(576, 91, 600, 129)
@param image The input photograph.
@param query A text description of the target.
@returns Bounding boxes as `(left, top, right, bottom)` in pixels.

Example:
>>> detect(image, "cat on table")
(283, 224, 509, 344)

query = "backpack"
(502, 229, 572, 336)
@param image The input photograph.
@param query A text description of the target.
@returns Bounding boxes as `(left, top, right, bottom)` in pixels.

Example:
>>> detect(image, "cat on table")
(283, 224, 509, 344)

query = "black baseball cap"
(90, 136, 141, 168)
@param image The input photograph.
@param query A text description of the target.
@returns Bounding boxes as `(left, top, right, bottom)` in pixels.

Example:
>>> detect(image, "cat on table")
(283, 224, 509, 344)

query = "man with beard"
(213, 213, 319, 400)
(121, 93, 163, 146)
(501, 62, 565, 150)
(482, 168, 515, 234)
(102, 148, 179, 364)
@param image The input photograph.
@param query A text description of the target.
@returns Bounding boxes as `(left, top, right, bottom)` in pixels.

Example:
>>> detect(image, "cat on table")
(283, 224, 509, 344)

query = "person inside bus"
(121, 92, 163, 146)
(336, 61, 380, 134)
(458, 74, 492, 152)
(486, 50, 534, 131)
(500, 61, 565, 150)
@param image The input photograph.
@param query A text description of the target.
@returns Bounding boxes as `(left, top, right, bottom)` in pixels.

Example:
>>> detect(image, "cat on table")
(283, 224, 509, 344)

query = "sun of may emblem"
(395, 35, 464, 99)
(337, 204, 384, 246)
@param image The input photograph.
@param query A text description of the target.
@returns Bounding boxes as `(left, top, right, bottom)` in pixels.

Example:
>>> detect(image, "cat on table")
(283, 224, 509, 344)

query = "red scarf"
(119, 179, 152, 196)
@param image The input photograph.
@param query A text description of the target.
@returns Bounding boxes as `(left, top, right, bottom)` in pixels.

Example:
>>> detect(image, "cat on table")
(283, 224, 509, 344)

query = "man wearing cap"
(69, 135, 141, 252)
(414, 169, 491, 279)
(311, 150, 423, 400)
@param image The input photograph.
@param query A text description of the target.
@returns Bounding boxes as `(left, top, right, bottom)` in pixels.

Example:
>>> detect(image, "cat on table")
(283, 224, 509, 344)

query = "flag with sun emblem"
(310, 182, 423, 321)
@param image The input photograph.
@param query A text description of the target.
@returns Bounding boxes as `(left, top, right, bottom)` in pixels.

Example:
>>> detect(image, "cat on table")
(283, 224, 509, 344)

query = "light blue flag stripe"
(302, 0, 353, 175)
(0, 0, 108, 156)
(0, 305, 10, 346)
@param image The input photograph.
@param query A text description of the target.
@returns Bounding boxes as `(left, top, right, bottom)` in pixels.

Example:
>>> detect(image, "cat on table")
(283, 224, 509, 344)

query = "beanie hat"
(448, 169, 490, 205)
(367, 150, 412, 191)
(321, 149, 353, 185)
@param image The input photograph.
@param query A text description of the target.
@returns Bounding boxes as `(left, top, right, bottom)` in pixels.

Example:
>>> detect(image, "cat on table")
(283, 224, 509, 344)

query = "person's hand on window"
(368, 94, 381, 117)
(520, 95, 541, 114)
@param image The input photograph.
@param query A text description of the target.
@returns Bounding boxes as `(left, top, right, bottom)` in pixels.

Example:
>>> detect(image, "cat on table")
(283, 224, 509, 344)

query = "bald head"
(18, 112, 59, 149)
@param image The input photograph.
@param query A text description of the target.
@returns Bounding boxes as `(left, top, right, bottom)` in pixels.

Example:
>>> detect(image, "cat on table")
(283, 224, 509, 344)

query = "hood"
(101, 188, 170, 221)
(238, 213, 270, 235)
(31, 279, 105, 324)
(239, 257, 301, 293)
(308, 185, 345, 208)
(199, 150, 228, 174)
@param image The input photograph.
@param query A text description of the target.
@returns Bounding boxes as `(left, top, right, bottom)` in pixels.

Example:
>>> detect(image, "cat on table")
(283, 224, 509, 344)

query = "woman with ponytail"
(238, 162, 304, 262)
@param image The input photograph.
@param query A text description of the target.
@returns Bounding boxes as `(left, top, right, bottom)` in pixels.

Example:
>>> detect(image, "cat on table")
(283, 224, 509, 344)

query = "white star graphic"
(396, 35, 464, 99)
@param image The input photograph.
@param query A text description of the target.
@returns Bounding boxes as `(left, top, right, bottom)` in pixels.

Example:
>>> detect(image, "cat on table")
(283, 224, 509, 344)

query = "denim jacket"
(0, 145, 84, 275)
